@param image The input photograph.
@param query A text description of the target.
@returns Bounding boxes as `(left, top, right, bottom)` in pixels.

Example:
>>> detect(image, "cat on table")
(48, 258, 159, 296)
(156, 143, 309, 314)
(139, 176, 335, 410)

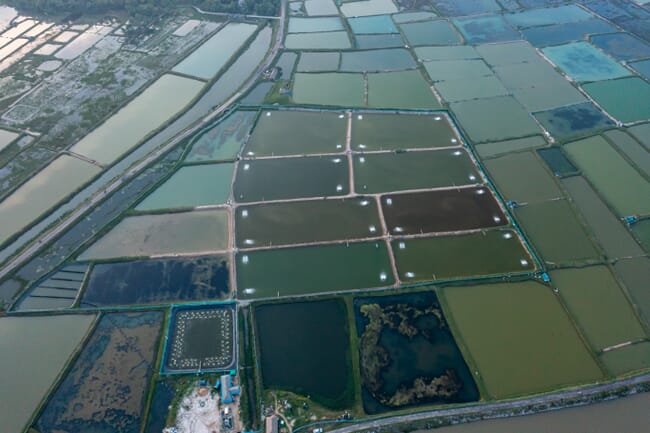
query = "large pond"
(355, 291, 478, 414)
(255, 299, 354, 408)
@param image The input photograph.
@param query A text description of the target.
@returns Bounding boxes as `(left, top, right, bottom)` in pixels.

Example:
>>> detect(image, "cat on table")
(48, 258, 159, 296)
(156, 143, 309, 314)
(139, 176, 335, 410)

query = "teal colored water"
(288, 16, 344, 33)
(453, 15, 519, 43)
(590, 32, 650, 61)
(400, 20, 461, 46)
(356, 33, 405, 49)
(522, 18, 616, 47)
(136, 163, 234, 211)
(340, 48, 416, 72)
(542, 41, 631, 82)
(505, 4, 593, 28)
(348, 15, 398, 34)
(583, 77, 650, 123)
(630, 59, 650, 80)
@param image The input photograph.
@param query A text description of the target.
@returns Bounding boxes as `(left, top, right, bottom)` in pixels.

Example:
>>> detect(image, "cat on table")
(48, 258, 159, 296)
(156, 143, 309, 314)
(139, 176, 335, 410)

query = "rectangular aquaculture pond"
(355, 291, 478, 414)
(255, 299, 354, 409)
(0, 314, 96, 433)
(439, 281, 604, 399)
(237, 241, 394, 299)
(80, 255, 230, 307)
(236, 197, 381, 247)
(244, 109, 347, 156)
(135, 163, 234, 211)
(351, 112, 459, 151)
(353, 149, 479, 194)
(380, 187, 507, 235)
(233, 155, 350, 202)
(392, 229, 535, 282)
(35, 312, 163, 433)
(78, 209, 229, 260)
(185, 110, 257, 162)
(163, 304, 236, 373)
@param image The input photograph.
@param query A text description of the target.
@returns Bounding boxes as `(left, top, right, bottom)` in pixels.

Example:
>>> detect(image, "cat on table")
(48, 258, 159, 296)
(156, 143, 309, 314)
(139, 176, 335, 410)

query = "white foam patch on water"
(369, 225, 376, 233)
(359, 156, 366, 163)
(244, 239, 255, 245)
(451, 138, 458, 143)
(244, 288, 255, 294)
(394, 226, 403, 233)
(332, 158, 341, 163)
(336, 144, 343, 149)
(243, 164, 250, 170)
(241, 209, 249, 217)
(469, 174, 477, 181)
(336, 184, 343, 192)
(435, 116, 442, 121)
(476, 189, 485, 195)
(386, 198, 393, 205)
(380, 272, 387, 281)
(360, 200, 369, 206)
(358, 144, 366, 149)
(503, 232, 513, 239)
(242, 255, 249, 264)
(493, 215, 501, 223)
(398, 241, 406, 249)
(266, 111, 271, 117)
(358, 114, 363, 120)
(339, 114, 345, 119)
(453, 150, 462, 156)
(405, 271, 415, 278)
(520, 259, 529, 266)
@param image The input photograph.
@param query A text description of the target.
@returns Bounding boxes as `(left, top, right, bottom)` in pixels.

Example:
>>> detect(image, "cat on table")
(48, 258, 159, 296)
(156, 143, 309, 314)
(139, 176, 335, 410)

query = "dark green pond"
(255, 299, 354, 408)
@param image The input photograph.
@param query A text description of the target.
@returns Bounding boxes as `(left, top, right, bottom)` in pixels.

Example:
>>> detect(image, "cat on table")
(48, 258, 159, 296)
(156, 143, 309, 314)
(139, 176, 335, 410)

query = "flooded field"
(136, 163, 234, 211)
(237, 241, 394, 299)
(600, 342, 650, 377)
(355, 291, 478, 414)
(255, 299, 354, 408)
(351, 113, 458, 151)
(440, 281, 604, 399)
(35, 312, 163, 433)
(515, 199, 599, 265)
(453, 15, 519, 44)
(288, 16, 344, 33)
(606, 130, 650, 178)
(399, 20, 461, 46)
(533, 102, 614, 141)
(431, 392, 650, 433)
(233, 156, 349, 202)
(542, 42, 631, 82)
(81, 255, 229, 307)
(0, 127, 17, 151)
(631, 219, 650, 252)
(285, 31, 351, 49)
(536, 147, 578, 177)
(367, 70, 441, 109)
(483, 151, 562, 203)
(244, 110, 346, 156)
(475, 135, 546, 158)
(15, 263, 88, 311)
(236, 197, 381, 247)
(564, 135, 650, 217)
(583, 77, 650, 124)
(521, 18, 615, 47)
(78, 209, 229, 260)
(164, 304, 236, 373)
(562, 176, 643, 260)
(590, 32, 650, 61)
(348, 15, 398, 34)
(172, 23, 257, 79)
(550, 267, 647, 352)
(0, 314, 96, 433)
(185, 110, 257, 162)
(356, 33, 404, 49)
(69, 74, 204, 165)
(0, 155, 100, 245)
(450, 96, 541, 143)
(292, 72, 364, 106)
(340, 0, 398, 17)
(381, 187, 506, 235)
(296, 52, 340, 72)
(393, 229, 534, 282)
(340, 48, 416, 72)
(353, 150, 479, 194)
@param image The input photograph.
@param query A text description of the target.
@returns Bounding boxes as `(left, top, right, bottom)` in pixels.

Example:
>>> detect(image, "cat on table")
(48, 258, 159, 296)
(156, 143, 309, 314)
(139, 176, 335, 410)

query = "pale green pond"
(136, 163, 234, 211)
(172, 23, 257, 79)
